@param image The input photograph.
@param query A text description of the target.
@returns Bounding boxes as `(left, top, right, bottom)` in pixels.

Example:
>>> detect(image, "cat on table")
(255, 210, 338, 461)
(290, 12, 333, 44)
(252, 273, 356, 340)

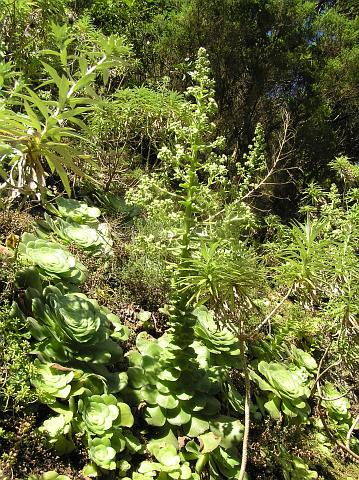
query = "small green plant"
(0, 25, 131, 200)
(274, 216, 330, 304)
(279, 449, 318, 479)
(28, 472, 71, 480)
(0, 305, 36, 411)
(37, 213, 112, 255)
(250, 361, 312, 423)
(17, 233, 88, 284)
(25, 283, 128, 364)
(47, 197, 101, 224)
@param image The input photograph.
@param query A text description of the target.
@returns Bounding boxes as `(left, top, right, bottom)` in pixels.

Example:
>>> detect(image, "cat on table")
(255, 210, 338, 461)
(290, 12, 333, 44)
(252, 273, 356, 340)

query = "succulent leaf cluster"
(250, 361, 312, 422)
(27, 284, 127, 364)
(14, 197, 138, 475)
(27, 472, 71, 480)
(280, 451, 318, 480)
(37, 213, 113, 255)
(18, 233, 87, 284)
(193, 307, 242, 367)
(125, 327, 223, 437)
(48, 197, 101, 224)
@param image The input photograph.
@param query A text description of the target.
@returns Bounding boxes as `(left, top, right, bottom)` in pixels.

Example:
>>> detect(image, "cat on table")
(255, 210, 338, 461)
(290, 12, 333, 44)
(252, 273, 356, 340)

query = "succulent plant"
(88, 437, 117, 470)
(182, 432, 244, 480)
(78, 393, 134, 436)
(47, 197, 101, 224)
(280, 451, 318, 480)
(39, 412, 75, 455)
(124, 330, 221, 437)
(27, 284, 128, 364)
(18, 233, 87, 284)
(193, 307, 241, 367)
(250, 361, 311, 422)
(291, 347, 317, 373)
(37, 213, 113, 255)
(31, 359, 75, 404)
(136, 444, 195, 480)
(322, 382, 351, 422)
(27, 472, 71, 480)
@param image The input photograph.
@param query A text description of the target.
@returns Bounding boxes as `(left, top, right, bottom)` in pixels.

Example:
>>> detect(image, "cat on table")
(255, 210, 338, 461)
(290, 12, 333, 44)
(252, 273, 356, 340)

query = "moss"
(0, 304, 37, 412)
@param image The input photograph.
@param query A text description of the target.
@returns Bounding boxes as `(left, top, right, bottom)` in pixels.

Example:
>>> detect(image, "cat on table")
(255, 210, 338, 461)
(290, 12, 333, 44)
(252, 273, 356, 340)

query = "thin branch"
(255, 286, 293, 332)
(346, 415, 359, 450)
(241, 111, 293, 202)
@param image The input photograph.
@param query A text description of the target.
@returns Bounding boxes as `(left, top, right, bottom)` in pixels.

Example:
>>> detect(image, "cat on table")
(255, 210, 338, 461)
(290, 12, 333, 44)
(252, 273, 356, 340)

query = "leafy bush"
(0, 25, 132, 200)
(0, 305, 36, 411)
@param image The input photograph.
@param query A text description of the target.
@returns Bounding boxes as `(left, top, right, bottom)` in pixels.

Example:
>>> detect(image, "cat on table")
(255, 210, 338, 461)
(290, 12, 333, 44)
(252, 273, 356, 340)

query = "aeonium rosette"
(18, 232, 87, 284)
(28, 284, 128, 364)
(250, 361, 311, 422)
(37, 213, 113, 256)
(47, 197, 101, 224)
(78, 393, 134, 435)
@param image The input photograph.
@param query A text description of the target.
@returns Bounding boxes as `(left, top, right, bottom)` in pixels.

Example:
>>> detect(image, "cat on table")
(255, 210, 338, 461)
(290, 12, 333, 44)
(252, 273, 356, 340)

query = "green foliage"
(47, 197, 101, 224)
(329, 155, 359, 187)
(18, 233, 87, 284)
(250, 360, 312, 423)
(135, 444, 196, 480)
(1, 7, 359, 479)
(31, 359, 75, 404)
(28, 472, 71, 480)
(37, 210, 112, 256)
(79, 393, 134, 435)
(0, 305, 36, 411)
(88, 436, 117, 471)
(0, 25, 132, 200)
(174, 241, 258, 309)
(236, 123, 267, 198)
(88, 86, 185, 188)
(26, 283, 127, 364)
(322, 382, 359, 453)
(279, 450, 318, 480)
(273, 216, 330, 303)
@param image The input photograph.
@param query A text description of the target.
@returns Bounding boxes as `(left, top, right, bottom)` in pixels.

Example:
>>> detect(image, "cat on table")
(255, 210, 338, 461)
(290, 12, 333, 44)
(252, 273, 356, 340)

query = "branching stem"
(255, 286, 293, 332)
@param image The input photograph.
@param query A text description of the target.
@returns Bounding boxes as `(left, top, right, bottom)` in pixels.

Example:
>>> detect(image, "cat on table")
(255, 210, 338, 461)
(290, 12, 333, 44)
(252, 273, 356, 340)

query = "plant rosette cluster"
(30, 353, 139, 468)
(250, 360, 313, 423)
(18, 232, 87, 284)
(183, 432, 245, 480)
(37, 213, 113, 256)
(123, 320, 245, 468)
(123, 431, 245, 480)
(27, 472, 71, 480)
(321, 382, 359, 452)
(124, 330, 221, 437)
(47, 197, 102, 224)
(40, 197, 113, 255)
(193, 307, 242, 368)
(133, 443, 195, 480)
(12, 197, 142, 474)
(279, 450, 318, 480)
(77, 393, 139, 472)
(25, 284, 128, 364)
